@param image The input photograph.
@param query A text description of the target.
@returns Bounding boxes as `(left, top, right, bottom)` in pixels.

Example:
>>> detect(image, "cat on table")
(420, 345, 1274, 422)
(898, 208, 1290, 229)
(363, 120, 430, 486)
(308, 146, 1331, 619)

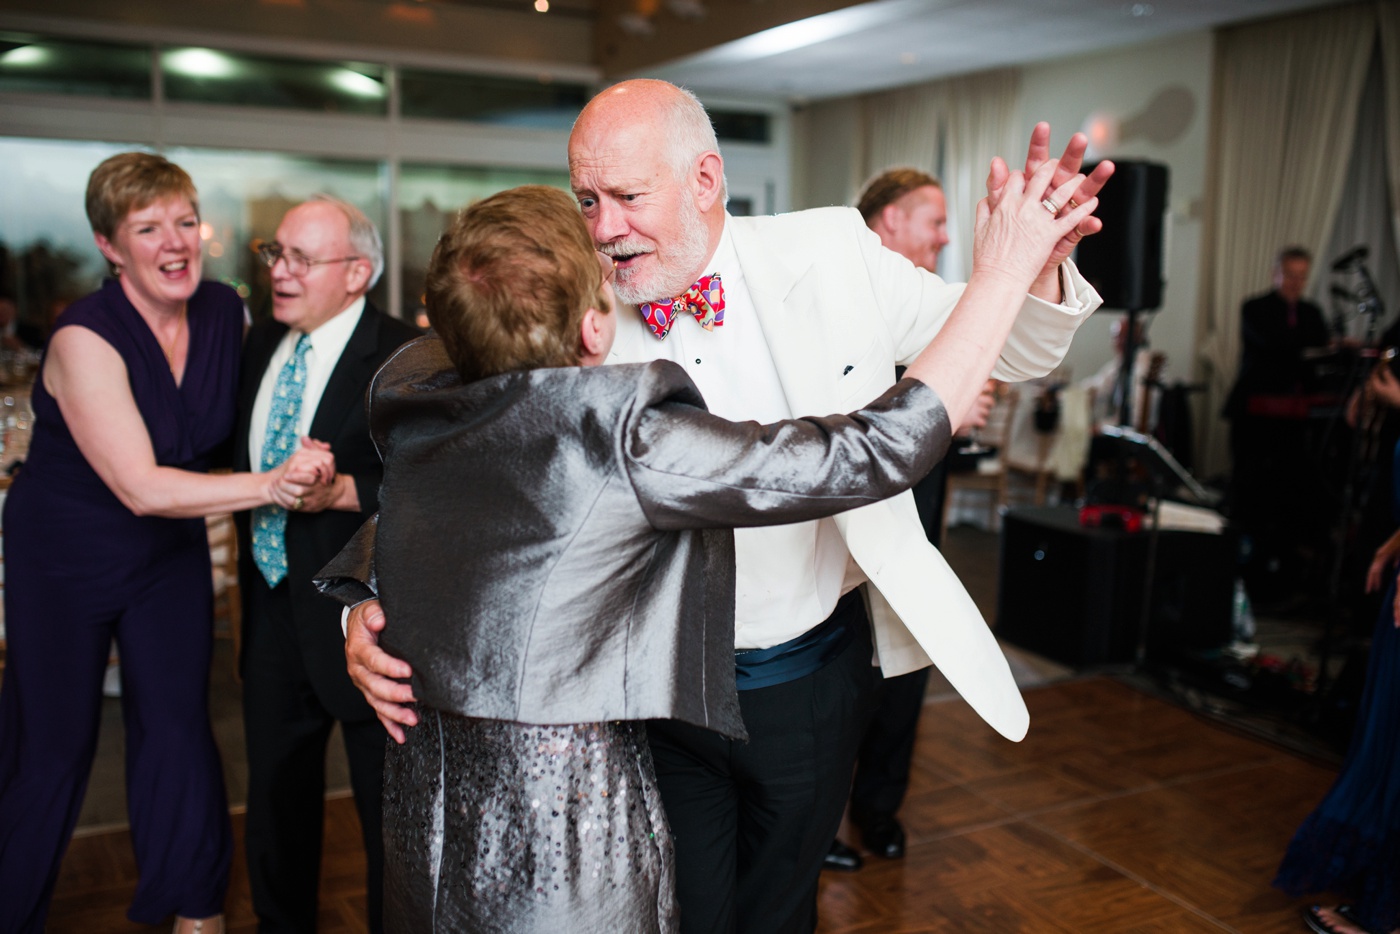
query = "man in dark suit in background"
(824, 168, 992, 872)
(235, 195, 418, 933)
(1225, 246, 1331, 599)
(1227, 246, 1329, 417)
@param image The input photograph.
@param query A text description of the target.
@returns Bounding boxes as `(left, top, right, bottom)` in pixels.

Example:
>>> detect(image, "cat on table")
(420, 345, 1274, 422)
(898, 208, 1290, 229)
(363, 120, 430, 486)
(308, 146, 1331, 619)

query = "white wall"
(1019, 30, 1214, 388)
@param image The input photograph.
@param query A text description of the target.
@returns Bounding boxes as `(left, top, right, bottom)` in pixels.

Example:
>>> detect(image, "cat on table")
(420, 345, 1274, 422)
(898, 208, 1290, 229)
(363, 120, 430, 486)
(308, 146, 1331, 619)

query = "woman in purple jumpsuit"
(0, 153, 332, 934)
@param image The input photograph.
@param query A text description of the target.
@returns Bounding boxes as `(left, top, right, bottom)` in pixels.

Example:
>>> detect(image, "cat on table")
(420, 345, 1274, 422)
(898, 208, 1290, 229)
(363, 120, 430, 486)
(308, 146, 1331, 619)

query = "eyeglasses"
(596, 251, 617, 285)
(255, 240, 361, 278)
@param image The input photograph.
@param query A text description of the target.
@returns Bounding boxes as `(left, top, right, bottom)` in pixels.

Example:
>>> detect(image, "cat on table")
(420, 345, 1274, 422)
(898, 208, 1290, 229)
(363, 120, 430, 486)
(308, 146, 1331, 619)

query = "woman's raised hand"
(971, 158, 1097, 293)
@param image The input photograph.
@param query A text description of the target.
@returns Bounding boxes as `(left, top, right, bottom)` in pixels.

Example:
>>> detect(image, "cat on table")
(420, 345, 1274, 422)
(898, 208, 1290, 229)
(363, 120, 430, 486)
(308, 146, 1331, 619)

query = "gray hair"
(656, 85, 729, 205)
(309, 193, 384, 289)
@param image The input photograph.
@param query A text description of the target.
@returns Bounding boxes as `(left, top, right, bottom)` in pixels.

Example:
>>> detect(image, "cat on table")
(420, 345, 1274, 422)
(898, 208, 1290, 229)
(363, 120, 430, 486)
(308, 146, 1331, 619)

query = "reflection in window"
(0, 33, 150, 100)
(0, 140, 392, 334)
(166, 147, 388, 318)
(162, 48, 388, 116)
(399, 69, 587, 128)
(0, 138, 134, 341)
(398, 164, 570, 323)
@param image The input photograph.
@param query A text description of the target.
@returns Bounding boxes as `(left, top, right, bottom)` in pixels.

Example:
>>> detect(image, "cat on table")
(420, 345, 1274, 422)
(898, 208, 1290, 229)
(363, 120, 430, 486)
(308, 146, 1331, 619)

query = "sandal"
(1305, 905, 1372, 934)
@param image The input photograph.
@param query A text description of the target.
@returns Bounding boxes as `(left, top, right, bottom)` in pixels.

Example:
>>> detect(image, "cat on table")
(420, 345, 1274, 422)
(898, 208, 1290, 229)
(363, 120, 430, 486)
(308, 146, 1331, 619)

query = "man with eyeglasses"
(233, 195, 418, 934)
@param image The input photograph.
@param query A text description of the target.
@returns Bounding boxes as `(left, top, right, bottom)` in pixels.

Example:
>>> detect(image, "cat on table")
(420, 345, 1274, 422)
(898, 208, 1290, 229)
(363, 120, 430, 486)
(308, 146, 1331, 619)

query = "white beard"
(609, 198, 712, 305)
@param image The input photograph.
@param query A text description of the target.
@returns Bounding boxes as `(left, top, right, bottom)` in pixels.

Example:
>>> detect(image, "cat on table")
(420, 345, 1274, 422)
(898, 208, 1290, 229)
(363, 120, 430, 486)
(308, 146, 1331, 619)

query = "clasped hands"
(268, 437, 338, 513)
(984, 123, 1116, 303)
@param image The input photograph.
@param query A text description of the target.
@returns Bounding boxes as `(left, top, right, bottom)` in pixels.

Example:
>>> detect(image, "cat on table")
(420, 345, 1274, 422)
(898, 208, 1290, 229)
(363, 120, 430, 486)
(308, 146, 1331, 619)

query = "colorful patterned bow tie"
(639, 273, 725, 341)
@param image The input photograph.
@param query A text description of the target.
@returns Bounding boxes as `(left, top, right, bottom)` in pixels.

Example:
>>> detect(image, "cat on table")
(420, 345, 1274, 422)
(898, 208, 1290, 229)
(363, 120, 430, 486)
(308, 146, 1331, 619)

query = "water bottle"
(1231, 579, 1256, 644)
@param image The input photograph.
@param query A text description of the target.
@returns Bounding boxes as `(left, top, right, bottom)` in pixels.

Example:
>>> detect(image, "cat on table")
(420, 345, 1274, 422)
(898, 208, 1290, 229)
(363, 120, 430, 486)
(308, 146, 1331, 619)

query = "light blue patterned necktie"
(252, 333, 312, 587)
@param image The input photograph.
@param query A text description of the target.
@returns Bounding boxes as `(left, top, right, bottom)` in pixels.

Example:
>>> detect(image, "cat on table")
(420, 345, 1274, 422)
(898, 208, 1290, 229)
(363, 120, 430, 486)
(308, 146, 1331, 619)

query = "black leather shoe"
(859, 815, 906, 860)
(822, 839, 863, 872)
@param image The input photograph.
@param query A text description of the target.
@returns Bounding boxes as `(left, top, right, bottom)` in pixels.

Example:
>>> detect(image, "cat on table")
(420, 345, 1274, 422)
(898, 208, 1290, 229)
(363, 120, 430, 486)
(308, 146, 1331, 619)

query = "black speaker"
(997, 507, 1234, 668)
(1074, 160, 1169, 311)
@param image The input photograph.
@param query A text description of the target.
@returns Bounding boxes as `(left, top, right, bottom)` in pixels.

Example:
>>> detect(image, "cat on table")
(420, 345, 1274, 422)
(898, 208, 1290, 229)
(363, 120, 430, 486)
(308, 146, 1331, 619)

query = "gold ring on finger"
(1068, 199, 1080, 210)
(293, 495, 304, 511)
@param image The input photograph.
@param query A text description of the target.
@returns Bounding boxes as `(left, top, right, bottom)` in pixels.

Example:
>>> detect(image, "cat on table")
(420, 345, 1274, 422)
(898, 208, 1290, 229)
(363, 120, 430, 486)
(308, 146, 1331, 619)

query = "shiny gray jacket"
(315, 335, 949, 740)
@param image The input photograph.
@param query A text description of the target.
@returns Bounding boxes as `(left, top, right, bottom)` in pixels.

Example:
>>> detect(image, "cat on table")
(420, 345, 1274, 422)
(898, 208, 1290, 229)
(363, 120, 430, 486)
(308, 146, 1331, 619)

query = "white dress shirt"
(248, 297, 365, 470)
(629, 222, 857, 650)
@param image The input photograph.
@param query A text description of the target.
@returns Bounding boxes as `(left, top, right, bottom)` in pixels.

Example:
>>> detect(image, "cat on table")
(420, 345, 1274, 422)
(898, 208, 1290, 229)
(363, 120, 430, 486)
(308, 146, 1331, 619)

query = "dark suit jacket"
(235, 301, 419, 718)
(1225, 290, 1330, 418)
(316, 336, 951, 740)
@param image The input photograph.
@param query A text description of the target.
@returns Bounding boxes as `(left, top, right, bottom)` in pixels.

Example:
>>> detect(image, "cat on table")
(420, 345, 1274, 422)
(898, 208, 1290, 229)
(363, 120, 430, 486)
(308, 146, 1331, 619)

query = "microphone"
(1332, 245, 1369, 271)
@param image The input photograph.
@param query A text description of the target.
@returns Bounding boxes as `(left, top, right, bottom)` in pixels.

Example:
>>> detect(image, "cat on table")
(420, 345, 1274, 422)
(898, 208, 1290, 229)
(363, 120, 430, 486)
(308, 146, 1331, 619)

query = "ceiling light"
(164, 48, 237, 79)
(329, 68, 386, 98)
(0, 45, 48, 67)
(672, 1, 919, 66)
(535, 0, 549, 11)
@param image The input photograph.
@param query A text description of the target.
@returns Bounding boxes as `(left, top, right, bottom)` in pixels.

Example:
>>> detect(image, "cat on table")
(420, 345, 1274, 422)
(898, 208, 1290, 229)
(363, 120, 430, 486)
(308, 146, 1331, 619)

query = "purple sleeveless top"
(4, 278, 243, 584)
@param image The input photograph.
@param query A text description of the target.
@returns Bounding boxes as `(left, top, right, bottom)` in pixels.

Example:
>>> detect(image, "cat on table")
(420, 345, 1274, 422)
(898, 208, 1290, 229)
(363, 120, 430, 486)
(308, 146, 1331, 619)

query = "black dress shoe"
(859, 815, 906, 860)
(822, 839, 863, 872)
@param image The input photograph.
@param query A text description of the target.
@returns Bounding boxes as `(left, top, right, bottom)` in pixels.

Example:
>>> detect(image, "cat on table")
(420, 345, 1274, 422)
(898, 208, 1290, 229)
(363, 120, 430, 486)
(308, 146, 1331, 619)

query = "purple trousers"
(0, 521, 231, 932)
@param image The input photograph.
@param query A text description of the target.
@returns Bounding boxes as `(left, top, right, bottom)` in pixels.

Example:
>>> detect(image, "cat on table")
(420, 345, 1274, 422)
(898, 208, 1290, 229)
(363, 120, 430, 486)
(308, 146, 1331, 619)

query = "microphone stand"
(1316, 256, 1384, 699)
(1115, 308, 1145, 429)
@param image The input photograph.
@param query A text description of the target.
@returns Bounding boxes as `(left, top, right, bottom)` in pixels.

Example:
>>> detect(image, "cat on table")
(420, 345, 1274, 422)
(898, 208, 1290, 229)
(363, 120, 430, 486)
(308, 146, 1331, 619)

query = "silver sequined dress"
(383, 712, 677, 933)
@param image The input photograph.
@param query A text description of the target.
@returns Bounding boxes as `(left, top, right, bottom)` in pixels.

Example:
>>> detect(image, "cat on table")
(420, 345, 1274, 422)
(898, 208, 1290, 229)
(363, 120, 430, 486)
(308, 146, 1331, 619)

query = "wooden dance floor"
(47, 677, 1336, 933)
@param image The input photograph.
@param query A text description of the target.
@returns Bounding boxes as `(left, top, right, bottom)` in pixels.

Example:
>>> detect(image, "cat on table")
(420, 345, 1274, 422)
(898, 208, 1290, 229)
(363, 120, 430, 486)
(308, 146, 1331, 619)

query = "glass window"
(398, 163, 571, 323)
(710, 110, 771, 144)
(0, 137, 134, 342)
(399, 69, 587, 128)
(166, 147, 389, 318)
(162, 48, 388, 116)
(0, 139, 390, 333)
(0, 33, 150, 100)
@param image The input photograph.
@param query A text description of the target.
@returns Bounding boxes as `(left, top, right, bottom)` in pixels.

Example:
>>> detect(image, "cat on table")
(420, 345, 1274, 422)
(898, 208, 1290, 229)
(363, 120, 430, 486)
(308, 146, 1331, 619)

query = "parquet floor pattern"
(47, 677, 1336, 933)
(818, 678, 1336, 933)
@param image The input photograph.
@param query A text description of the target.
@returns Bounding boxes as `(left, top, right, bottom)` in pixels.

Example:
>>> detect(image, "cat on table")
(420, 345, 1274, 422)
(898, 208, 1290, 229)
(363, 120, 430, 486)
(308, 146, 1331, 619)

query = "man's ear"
(879, 202, 905, 235)
(693, 151, 725, 212)
(344, 257, 373, 296)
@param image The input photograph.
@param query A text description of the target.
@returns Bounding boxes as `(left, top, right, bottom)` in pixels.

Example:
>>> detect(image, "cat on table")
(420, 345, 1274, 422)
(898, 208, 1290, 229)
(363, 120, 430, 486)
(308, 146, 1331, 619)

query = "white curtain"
(936, 70, 1022, 282)
(1322, 51, 1400, 343)
(858, 68, 1022, 280)
(1379, 2, 1400, 253)
(860, 83, 942, 186)
(1194, 3, 1376, 476)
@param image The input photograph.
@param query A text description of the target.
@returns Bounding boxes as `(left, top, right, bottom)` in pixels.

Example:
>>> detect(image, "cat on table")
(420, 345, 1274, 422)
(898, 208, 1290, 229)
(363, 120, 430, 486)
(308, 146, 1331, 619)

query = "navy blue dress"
(1274, 461, 1400, 932)
(0, 278, 242, 931)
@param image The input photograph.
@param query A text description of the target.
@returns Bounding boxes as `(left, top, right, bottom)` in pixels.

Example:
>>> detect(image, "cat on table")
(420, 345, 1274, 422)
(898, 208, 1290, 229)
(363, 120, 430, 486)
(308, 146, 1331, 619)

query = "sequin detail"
(383, 713, 677, 933)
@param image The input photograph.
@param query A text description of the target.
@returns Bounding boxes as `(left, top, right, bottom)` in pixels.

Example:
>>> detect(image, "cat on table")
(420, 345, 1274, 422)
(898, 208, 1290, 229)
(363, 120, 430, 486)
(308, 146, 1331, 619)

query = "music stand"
(1094, 426, 1223, 665)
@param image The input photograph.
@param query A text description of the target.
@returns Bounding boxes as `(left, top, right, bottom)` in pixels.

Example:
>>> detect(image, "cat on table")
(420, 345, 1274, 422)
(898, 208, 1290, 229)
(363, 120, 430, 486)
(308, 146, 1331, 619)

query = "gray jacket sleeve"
(314, 513, 379, 607)
(625, 376, 951, 532)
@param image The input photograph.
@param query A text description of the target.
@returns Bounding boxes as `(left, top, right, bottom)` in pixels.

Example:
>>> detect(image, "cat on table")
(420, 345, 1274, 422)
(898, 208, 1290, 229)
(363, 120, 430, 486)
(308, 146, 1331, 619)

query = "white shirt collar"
(300, 295, 366, 352)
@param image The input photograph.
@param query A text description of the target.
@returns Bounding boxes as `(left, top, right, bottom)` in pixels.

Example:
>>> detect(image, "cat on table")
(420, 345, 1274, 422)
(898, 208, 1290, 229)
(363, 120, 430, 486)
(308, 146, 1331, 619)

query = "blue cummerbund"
(734, 589, 864, 692)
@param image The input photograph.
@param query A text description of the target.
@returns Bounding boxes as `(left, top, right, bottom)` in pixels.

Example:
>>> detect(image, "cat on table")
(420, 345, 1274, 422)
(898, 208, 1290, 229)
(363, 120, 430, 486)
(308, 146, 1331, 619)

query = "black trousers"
(849, 461, 945, 825)
(850, 666, 930, 822)
(647, 600, 880, 934)
(241, 577, 386, 934)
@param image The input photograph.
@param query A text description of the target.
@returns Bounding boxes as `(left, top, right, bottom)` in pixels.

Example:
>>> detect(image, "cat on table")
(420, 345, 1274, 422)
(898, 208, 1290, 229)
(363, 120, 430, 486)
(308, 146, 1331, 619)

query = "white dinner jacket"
(609, 207, 1100, 741)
